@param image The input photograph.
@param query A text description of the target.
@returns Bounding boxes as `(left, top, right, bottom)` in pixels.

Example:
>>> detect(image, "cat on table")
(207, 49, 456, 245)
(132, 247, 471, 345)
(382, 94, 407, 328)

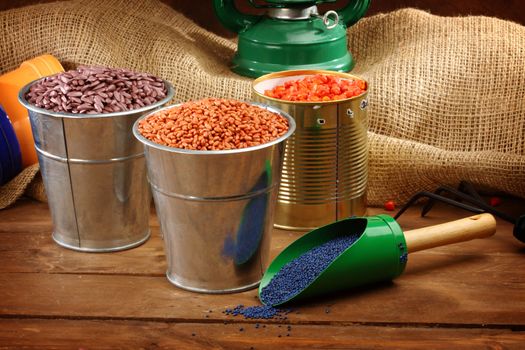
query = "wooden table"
(0, 198, 524, 349)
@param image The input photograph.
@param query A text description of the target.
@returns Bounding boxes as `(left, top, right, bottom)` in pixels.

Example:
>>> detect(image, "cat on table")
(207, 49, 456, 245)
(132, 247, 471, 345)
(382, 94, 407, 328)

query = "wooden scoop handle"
(404, 213, 496, 253)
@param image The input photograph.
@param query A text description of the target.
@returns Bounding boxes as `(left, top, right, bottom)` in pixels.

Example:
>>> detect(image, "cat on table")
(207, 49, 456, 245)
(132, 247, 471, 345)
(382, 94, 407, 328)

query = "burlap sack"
(0, 164, 41, 209)
(0, 0, 523, 209)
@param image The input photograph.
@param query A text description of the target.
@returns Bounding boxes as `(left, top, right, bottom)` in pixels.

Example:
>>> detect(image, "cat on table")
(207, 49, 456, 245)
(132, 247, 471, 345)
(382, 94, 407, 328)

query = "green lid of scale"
(213, 0, 371, 78)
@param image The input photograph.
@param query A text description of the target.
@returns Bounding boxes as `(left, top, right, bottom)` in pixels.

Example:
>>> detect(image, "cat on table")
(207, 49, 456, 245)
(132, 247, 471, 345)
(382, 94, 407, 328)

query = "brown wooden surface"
(0, 198, 524, 348)
(1, 320, 524, 349)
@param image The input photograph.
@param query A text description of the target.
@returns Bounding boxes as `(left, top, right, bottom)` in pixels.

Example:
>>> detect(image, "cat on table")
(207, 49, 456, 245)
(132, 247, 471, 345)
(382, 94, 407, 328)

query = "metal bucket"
(252, 70, 368, 231)
(133, 103, 296, 293)
(18, 80, 174, 252)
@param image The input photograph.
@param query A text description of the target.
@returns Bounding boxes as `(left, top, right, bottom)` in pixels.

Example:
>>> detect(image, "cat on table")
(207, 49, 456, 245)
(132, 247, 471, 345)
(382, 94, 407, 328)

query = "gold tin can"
(252, 70, 368, 230)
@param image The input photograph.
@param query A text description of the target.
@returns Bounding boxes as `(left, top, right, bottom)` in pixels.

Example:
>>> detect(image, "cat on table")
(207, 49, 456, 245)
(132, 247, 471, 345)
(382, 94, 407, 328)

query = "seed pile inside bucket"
(138, 98, 289, 150)
(25, 66, 167, 114)
(264, 74, 366, 102)
(260, 233, 360, 306)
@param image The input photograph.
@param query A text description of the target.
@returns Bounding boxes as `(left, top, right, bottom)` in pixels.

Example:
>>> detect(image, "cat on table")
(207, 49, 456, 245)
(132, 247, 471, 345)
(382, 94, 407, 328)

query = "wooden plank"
(0, 227, 167, 275)
(0, 200, 521, 276)
(0, 199, 160, 234)
(0, 319, 524, 350)
(0, 227, 521, 276)
(0, 200, 167, 275)
(0, 270, 523, 327)
(0, 200, 51, 234)
(0, 229, 522, 282)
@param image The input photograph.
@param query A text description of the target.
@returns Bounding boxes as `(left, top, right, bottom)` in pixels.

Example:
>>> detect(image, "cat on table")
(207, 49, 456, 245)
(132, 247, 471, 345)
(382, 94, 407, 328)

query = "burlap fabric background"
(0, 0, 524, 209)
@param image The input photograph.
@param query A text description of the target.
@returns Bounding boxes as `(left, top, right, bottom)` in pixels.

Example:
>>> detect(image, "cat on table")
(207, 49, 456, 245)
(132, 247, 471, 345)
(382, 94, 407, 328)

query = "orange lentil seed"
(264, 74, 366, 102)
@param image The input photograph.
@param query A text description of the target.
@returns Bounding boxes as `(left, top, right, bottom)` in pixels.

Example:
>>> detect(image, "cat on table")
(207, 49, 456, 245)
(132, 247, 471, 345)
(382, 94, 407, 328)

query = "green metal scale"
(213, 0, 371, 77)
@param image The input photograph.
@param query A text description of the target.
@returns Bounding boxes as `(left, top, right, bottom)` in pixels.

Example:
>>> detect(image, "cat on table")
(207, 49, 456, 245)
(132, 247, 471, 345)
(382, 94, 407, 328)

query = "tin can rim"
(132, 102, 296, 155)
(252, 69, 368, 105)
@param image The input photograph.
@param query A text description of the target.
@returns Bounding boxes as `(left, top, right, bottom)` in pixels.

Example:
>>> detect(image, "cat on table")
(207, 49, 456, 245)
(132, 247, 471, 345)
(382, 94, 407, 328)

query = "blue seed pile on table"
(260, 233, 361, 306)
(225, 233, 360, 320)
(224, 305, 291, 320)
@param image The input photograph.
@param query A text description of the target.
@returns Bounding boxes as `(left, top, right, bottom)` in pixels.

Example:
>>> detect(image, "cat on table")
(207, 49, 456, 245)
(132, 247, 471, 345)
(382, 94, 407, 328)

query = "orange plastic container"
(0, 55, 64, 167)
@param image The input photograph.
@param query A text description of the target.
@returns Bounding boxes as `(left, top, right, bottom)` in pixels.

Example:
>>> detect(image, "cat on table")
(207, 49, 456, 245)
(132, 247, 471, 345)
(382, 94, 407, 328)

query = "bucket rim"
(18, 77, 175, 119)
(132, 102, 296, 155)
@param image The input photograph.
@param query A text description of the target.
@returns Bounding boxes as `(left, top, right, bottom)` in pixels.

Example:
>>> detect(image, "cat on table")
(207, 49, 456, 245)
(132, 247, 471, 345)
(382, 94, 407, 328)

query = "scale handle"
(337, 0, 371, 27)
(404, 213, 496, 253)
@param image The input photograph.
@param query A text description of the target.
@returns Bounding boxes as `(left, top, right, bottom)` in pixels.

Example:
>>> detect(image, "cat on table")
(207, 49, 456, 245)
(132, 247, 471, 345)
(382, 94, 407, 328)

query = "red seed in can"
(264, 74, 366, 102)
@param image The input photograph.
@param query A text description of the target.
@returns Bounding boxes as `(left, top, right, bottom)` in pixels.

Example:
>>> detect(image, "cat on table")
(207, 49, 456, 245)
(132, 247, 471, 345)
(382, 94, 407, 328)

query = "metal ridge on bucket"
(132, 102, 296, 156)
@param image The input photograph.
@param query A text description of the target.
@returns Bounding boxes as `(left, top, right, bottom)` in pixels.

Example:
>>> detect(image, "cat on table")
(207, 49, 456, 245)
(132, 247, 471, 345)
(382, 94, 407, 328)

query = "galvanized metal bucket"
(18, 80, 174, 252)
(133, 103, 296, 293)
(253, 70, 369, 231)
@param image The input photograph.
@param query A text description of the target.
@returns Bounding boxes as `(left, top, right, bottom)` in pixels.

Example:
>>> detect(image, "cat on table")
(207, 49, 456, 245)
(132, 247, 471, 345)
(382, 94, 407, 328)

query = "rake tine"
(394, 191, 483, 221)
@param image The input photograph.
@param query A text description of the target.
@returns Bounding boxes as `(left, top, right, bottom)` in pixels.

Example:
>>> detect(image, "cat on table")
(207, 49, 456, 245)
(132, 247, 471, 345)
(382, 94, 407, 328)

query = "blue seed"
(260, 234, 360, 306)
(224, 232, 358, 321)
(224, 304, 289, 320)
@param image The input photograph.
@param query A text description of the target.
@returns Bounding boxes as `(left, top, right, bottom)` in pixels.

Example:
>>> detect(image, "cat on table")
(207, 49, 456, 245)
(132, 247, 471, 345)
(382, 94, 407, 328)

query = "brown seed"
(25, 66, 167, 114)
(78, 103, 93, 110)
(138, 98, 288, 151)
(93, 95, 103, 106)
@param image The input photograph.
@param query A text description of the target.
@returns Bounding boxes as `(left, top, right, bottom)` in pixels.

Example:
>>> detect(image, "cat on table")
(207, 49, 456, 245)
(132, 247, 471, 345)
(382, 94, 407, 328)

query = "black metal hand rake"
(394, 181, 525, 243)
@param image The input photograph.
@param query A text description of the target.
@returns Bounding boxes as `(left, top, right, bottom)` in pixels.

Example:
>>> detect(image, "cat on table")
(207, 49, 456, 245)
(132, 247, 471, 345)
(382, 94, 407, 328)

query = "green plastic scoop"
(259, 213, 496, 306)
